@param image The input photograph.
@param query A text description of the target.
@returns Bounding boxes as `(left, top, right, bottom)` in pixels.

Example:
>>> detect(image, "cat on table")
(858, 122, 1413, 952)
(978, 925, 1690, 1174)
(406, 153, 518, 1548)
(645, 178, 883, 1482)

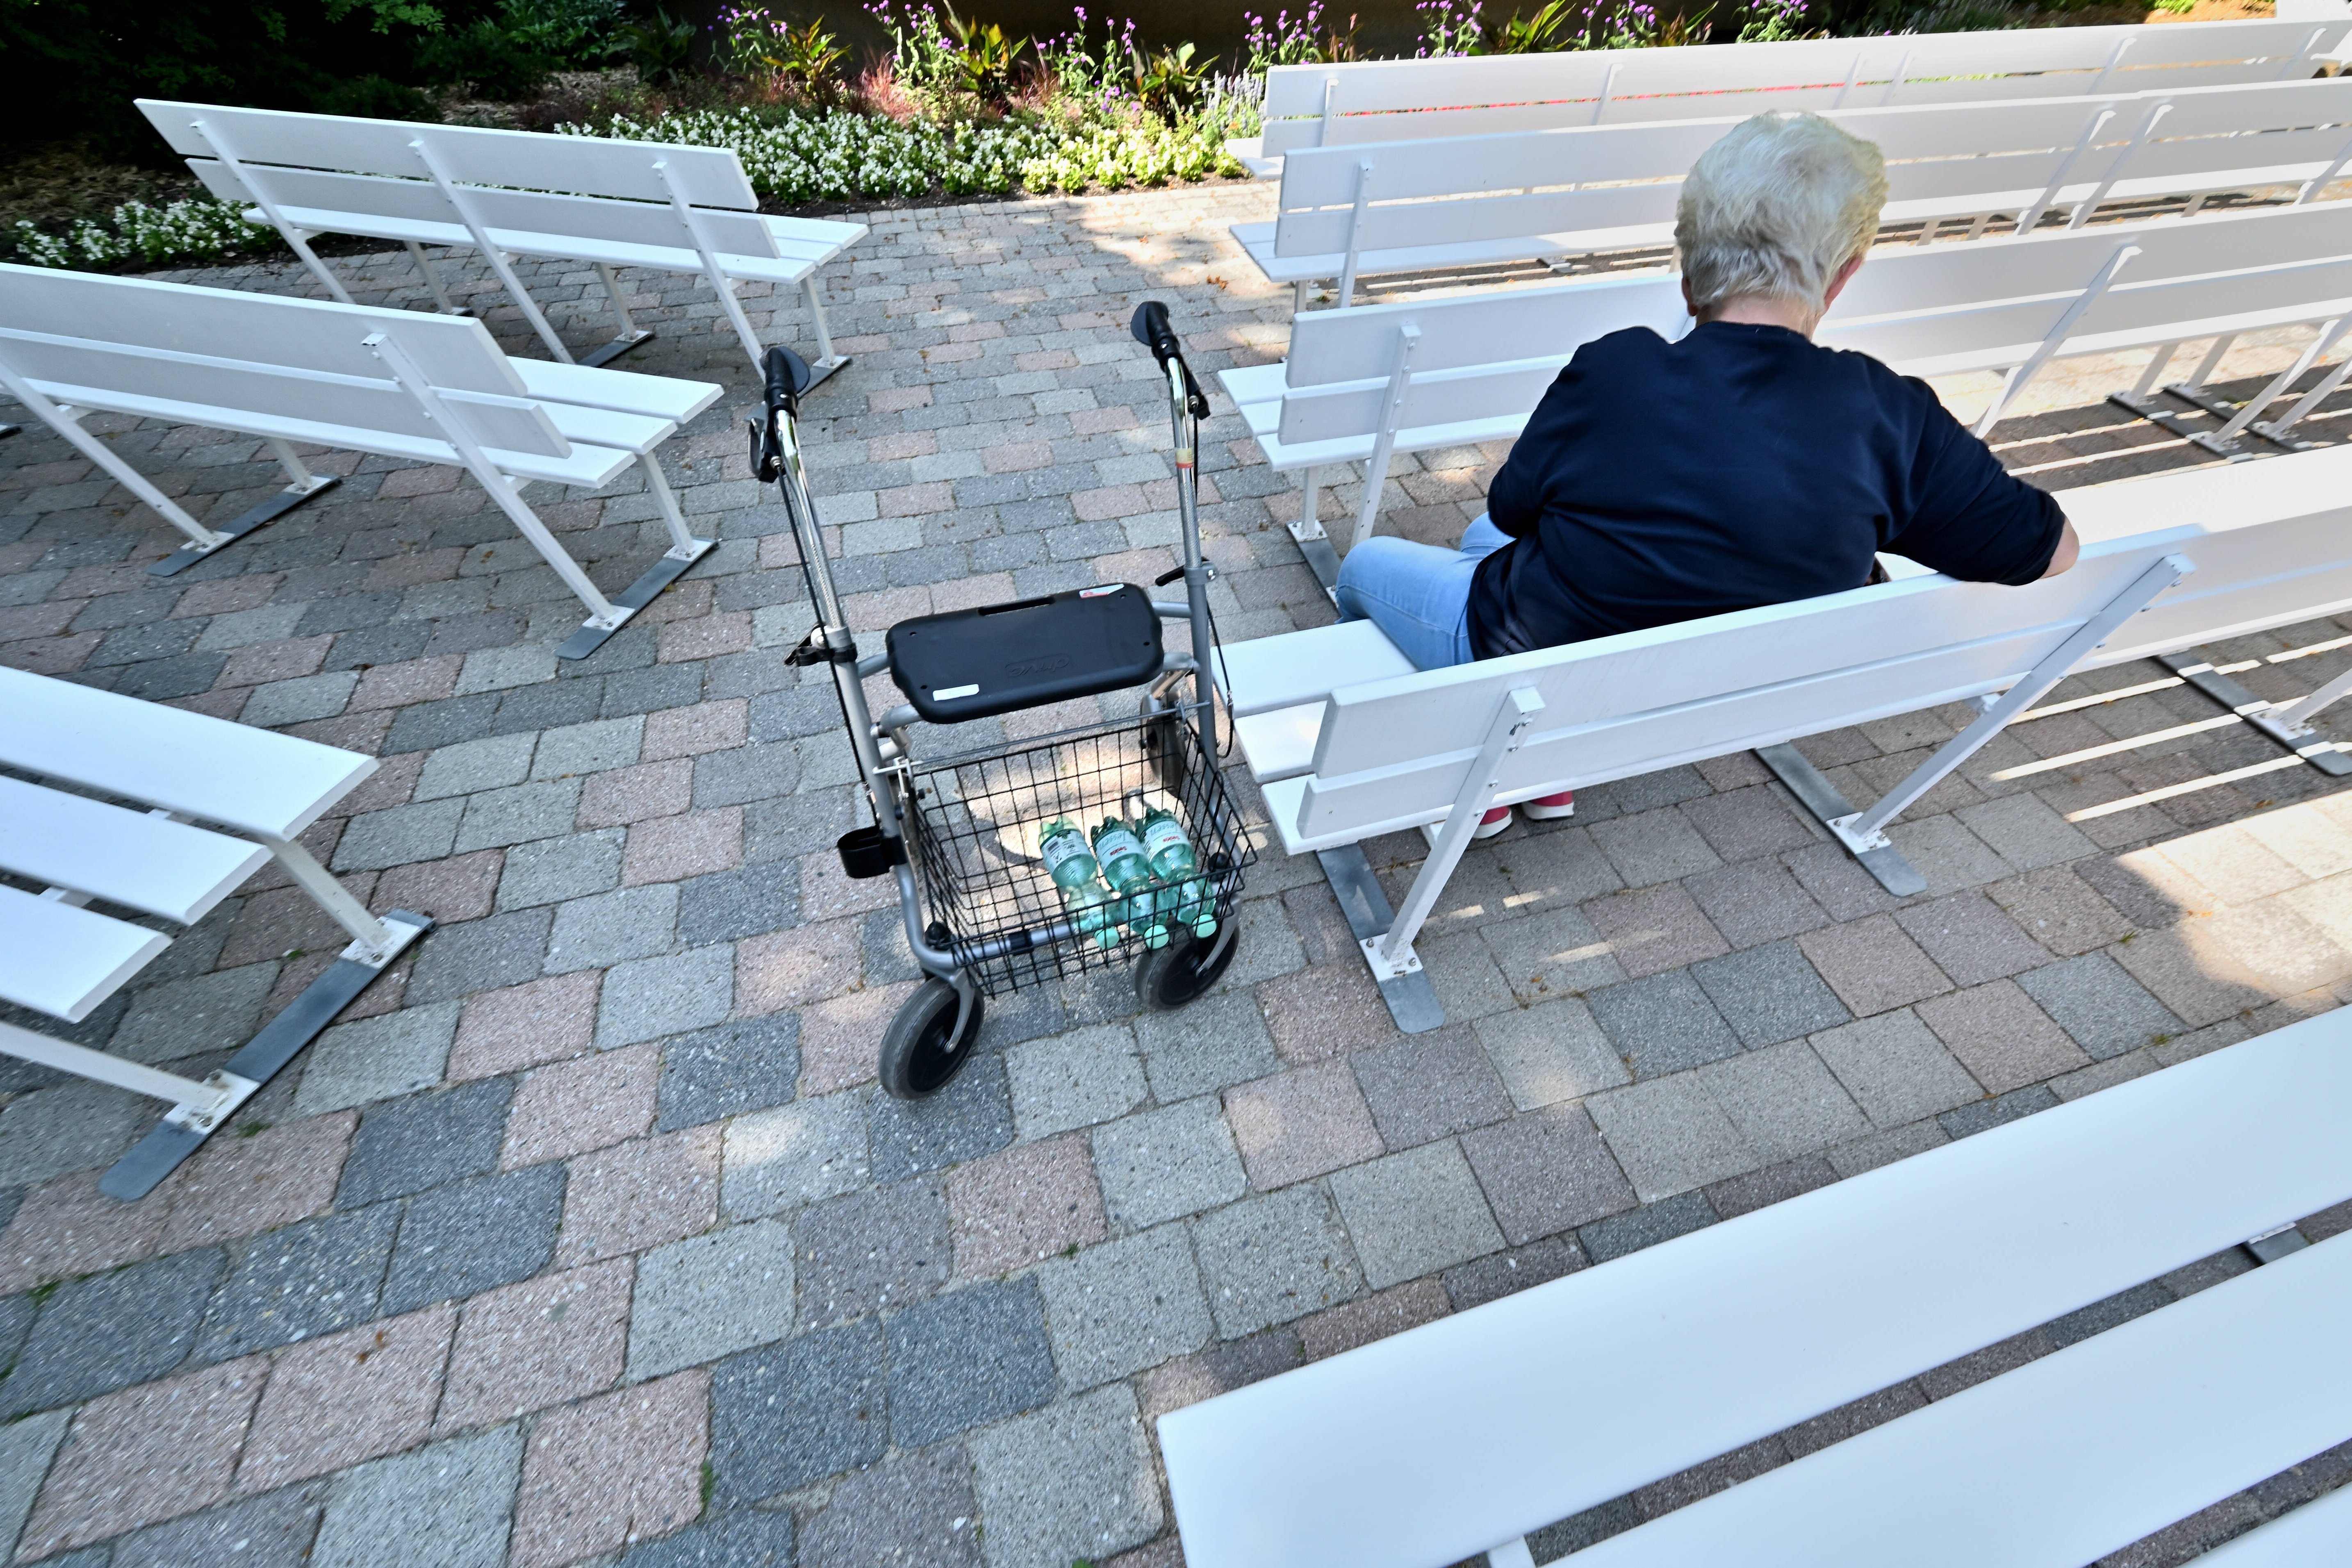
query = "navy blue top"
(1467, 320, 2067, 660)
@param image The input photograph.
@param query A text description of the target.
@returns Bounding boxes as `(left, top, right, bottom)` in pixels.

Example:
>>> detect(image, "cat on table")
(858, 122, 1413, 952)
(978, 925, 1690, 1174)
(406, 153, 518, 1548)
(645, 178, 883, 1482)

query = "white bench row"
(1237, 16, 2350, 174)
(1218, 445, 2352, 1030)
(1241, 76, 2352, 306)
(0, 667, 427, 1199)
(0, 264, 720, 650)
(137, 100, 864, 382)
(1160, 1006, 2352, 1567)
(1220, 199, 2352, 574)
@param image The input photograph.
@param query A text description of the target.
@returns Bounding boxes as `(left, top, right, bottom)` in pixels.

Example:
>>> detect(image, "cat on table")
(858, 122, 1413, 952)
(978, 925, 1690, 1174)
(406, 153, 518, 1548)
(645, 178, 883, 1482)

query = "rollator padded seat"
(886, 584, 1164, 724)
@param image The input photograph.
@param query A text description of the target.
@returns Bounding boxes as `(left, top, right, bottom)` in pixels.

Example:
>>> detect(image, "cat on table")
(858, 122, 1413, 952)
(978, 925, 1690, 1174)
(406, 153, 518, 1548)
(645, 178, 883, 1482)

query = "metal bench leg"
(1350, 325, 1421, 551)
(2255, 349, 2352, 448)
(1291, 464, 1342, 597)
(1975, 241, 2140, 438)
(2190, 316, 2351, 459)
(799, 274, 852, 390)
(2152, 650, 2352, 777)
(1807, 553, 2195, 891)
(578, 262, 656, 368)
(405, 241, 469, 316)
(565, 454, 719, 660)
(150, 437, 341, 579)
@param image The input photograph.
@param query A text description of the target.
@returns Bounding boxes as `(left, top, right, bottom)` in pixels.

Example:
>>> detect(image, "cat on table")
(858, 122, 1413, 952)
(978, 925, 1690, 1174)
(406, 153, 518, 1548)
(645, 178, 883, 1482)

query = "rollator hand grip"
(1131, 301, 1210, 421)
(763, 344, 812, 416)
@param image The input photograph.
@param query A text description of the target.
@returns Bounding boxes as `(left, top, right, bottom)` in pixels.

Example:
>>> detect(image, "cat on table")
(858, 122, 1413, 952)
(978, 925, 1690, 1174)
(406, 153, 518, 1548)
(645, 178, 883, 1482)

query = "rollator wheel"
(1133, 920, 1240, 1011)
(879, 978, 986, 1101)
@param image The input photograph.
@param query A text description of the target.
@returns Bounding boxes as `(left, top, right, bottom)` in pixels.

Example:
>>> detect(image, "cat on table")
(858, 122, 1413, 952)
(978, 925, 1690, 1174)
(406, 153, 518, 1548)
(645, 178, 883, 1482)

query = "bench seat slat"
(0, 667, 376, 842)
(1563, 1230, 2352, 1568)
(0, 778, 268, 924)
(0, 885, 171, 1024)
(1221, 620, 1419, 718)
(1158, 1011, 2352, 1568)
(509, 361, 722, 426)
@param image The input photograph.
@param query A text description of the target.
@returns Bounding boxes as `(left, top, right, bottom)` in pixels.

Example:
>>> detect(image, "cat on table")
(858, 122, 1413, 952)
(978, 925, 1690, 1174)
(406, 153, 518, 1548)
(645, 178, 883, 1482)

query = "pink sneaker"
(1522, 790, 1576, 820)
(1474, 805, 1514, 839)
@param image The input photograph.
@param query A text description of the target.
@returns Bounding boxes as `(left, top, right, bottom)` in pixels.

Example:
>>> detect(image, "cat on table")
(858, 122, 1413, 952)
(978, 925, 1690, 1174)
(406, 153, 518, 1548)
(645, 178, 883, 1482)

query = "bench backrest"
(1270, 76, 2352, 259)
(0, 265, 572, 460)
(1259, 18, 2347, 158)
(1272, 200, 2352, 446)
(1284, 448, 2352, 845)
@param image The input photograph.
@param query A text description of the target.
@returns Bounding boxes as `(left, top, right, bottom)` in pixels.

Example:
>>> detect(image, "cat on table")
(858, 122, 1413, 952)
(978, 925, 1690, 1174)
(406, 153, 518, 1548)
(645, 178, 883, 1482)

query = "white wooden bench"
(0, 667, 429, 1200)
(1217, 445, 2352, 1030)
(1238, 17, 2350, 176)
(0, 264, 721, 655)
(1158, 1007, 2352, 1568)
(1242, 76, 2352, 307)
(1222, 199, 2352, 579)
(135, 100, 864, 382)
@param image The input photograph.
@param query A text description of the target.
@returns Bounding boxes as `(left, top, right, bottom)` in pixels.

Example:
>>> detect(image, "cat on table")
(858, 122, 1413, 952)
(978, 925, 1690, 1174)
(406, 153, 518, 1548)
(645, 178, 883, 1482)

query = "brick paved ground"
(3, 180, 2352, 1567)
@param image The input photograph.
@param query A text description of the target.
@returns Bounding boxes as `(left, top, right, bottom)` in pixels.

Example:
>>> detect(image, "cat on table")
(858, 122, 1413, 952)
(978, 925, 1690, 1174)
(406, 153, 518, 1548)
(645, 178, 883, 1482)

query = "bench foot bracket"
(1316, 847, 1446, 1033)
(147, 475, 340, 578)
(558, 538, 715, 660)
(1290, 524, 1343, 598)
(580, 329, 656, 368)
(100, 910, 432, 1201)
(801, 354, 852, 393)
(1756, 743, 1929, 897)
(2245, 1223, 2313, 1265)
(2158, 652, 2352, 776)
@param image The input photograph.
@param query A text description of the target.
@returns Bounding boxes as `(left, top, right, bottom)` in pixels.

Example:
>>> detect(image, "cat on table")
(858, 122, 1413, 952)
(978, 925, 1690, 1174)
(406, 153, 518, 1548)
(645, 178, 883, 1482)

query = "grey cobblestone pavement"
(2, 179, 2352, 1566)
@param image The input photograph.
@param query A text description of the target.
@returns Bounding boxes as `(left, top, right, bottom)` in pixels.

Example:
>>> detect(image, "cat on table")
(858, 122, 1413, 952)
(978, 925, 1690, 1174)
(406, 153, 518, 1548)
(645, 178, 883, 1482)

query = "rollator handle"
(763, 344, 812, 417)
(1131, 301, 1210, 420)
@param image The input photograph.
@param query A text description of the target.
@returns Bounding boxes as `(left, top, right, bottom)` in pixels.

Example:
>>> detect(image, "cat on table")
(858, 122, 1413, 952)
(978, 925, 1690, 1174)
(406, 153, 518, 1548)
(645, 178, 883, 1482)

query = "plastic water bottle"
(1091, 816, 1169, 948)
(1039, 817, 1120, 949)
(1140, 804, 1217, 939)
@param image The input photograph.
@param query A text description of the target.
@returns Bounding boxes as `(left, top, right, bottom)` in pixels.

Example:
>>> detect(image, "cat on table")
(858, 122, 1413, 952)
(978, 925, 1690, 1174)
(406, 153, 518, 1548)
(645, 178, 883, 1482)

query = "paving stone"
(244, 671, 360, 727)
(159, 1111, 357, 1256)
(1694, 1039, 1873, 1167)
(0, 1081, 144, 1189)
(1985, 865, 2136, 957)
(618, 1506, 795, 1568)
(2008, 949, 2184, 1062)
(1578, 1188, 1719, 1263)
(1036, 1226, 1213, 1393)
(557, 1126, 723, 1267)
(796, 1176, 951, 1326)
(0, 1410, 69, 1563)
(1585, 1074, 1756, 1203)
(1003, 1023, 1148, 1140)
(1133, 991, 1279, 1102)
(500, 1041, 658, 1167)
(868, 1051, 1015, 1182)
(1679, 785, 1818, 862)
(2110, 920, 2274, 1028)
(1480, 904, 1627, 1004)
(1327, 1139, 1504, 1289)
(949, 1134, 1107, 1279)
(722, 1091, 870, 1219)
(196, 1204, 400, 1362)
(1349, 1025, 1514, 1149)
(414, 735, 536, 802)
(437, 1260, 632, 1432)
(5, 1247, 223, 1416)
(1688, 939, 1852, 1048)
(380, 1164, 564, 1315)
(1136, 1327, 1307, 1423)
(1188, 1184, 1364, 1338)
(17, 1359, 265, 1559)
(1938, 1081, 2062, 1140)
(0, 1172, 162, 1298)
(1470, 997, 1630, 1111)
(1915, 979, 2092, 1095)
(533, 716, 645, 779)
(403, 912, 555, 1008)
(1797, 913, 1954, 1017)
(1684, 860, 1832, 949)
(511, 1370, 708, 1568)
(238, 1305, 455, 1491)
(1957, 793, 2098, 872)
(1254, 960, 1399, 1064)
(1807, 1009, 1986, 1128)
(967, 1383, 1161, 1568)
(110, 962, 278, 1065)
(336, 1078, 512, 1207)
(1891, 890, 2054, 992)
(597, 945, 735, 1048)
(796, 1445, 976, 1568)
(626, 1216, 797, 1379)
(1435, 1235, 1586, 1311)
(1091, 1096, 1248, 1231)
(309, 1424, 523, 1568)
(1223, 1061, 1384, 1191)
(708, 1318, 887, 1502)
(546, 885, 681, 973)
(447, 971, 599, 1080)
(656, 1015, 801, 1131)
(1458, 1101, 1637, 1245)
(497, 829, 624, 909)
(1828, 1118, 1951, 1178)
(1587, 970, 1742, 1079)
(1495, 825, 1626, 912)
(675, 864, 799, 946)
(886, 1277, 1058, 1447)
(1587, 806, 1725, 888)
(333, 799, 465, 872)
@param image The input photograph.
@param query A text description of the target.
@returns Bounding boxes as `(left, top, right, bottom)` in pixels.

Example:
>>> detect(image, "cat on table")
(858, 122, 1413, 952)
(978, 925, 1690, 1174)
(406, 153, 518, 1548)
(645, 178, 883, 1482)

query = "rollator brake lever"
(747, 418, 782, 485)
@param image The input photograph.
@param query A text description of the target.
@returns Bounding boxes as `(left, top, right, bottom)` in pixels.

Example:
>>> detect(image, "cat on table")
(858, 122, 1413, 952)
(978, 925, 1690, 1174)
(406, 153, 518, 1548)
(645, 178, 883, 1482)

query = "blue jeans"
(1334, 515, 1511, 671)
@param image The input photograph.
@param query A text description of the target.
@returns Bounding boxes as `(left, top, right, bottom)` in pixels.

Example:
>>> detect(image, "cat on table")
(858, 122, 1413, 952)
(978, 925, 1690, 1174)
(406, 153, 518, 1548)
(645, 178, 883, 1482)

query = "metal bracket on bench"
(98, 910, 432, 1201)
(556, 537, 717, 660)
(148, 474, 340, 578)
(580, 330, 657, 369)
(2159, 652, 2352, 776)
(2244, 1223, 2313, 1265)
(1755, 743, 1929, 898)
(1291, 464, 1344, 599)
(1316, 846, 1447, 1033)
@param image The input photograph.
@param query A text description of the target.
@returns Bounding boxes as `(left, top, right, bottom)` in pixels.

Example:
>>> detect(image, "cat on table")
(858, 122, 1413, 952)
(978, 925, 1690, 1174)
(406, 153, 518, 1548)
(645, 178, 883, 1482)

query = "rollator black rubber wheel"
(1134, 920, 1240, 1010)
(879, 978, 985, 1100)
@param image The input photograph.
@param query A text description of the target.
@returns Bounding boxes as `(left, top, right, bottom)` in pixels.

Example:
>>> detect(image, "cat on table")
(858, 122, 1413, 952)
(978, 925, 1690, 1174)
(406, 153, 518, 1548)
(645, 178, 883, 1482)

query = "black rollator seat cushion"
(886, 584, 1163, 724)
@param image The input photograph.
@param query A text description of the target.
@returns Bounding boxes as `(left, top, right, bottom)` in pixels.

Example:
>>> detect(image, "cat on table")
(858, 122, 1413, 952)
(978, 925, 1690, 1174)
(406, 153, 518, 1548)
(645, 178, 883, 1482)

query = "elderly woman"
(1333, 111, 2079, 835)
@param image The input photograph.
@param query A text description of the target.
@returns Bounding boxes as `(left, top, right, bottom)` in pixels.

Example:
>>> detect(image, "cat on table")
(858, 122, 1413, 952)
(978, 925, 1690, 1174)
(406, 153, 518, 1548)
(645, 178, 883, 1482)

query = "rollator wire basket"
(900, 712, 1257, 996)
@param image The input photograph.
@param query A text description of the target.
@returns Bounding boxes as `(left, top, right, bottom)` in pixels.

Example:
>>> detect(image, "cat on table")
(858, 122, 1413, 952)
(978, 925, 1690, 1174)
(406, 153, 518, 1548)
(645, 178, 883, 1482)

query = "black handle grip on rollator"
(1131, 302, 1210, 421)
(749, 345, 815, 484)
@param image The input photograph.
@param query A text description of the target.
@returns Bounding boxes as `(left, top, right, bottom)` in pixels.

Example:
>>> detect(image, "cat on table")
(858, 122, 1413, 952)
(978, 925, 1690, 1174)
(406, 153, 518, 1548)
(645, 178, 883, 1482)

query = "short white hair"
(1675, 112, 1888, 314)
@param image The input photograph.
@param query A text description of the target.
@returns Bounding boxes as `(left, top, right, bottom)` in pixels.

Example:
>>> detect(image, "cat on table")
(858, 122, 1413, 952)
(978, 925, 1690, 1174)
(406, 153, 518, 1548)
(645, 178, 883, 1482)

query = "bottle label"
(1096, 828, 1146, 869)
(1142, 817, 1188, 857)
(1039, 829, 1091, 875)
